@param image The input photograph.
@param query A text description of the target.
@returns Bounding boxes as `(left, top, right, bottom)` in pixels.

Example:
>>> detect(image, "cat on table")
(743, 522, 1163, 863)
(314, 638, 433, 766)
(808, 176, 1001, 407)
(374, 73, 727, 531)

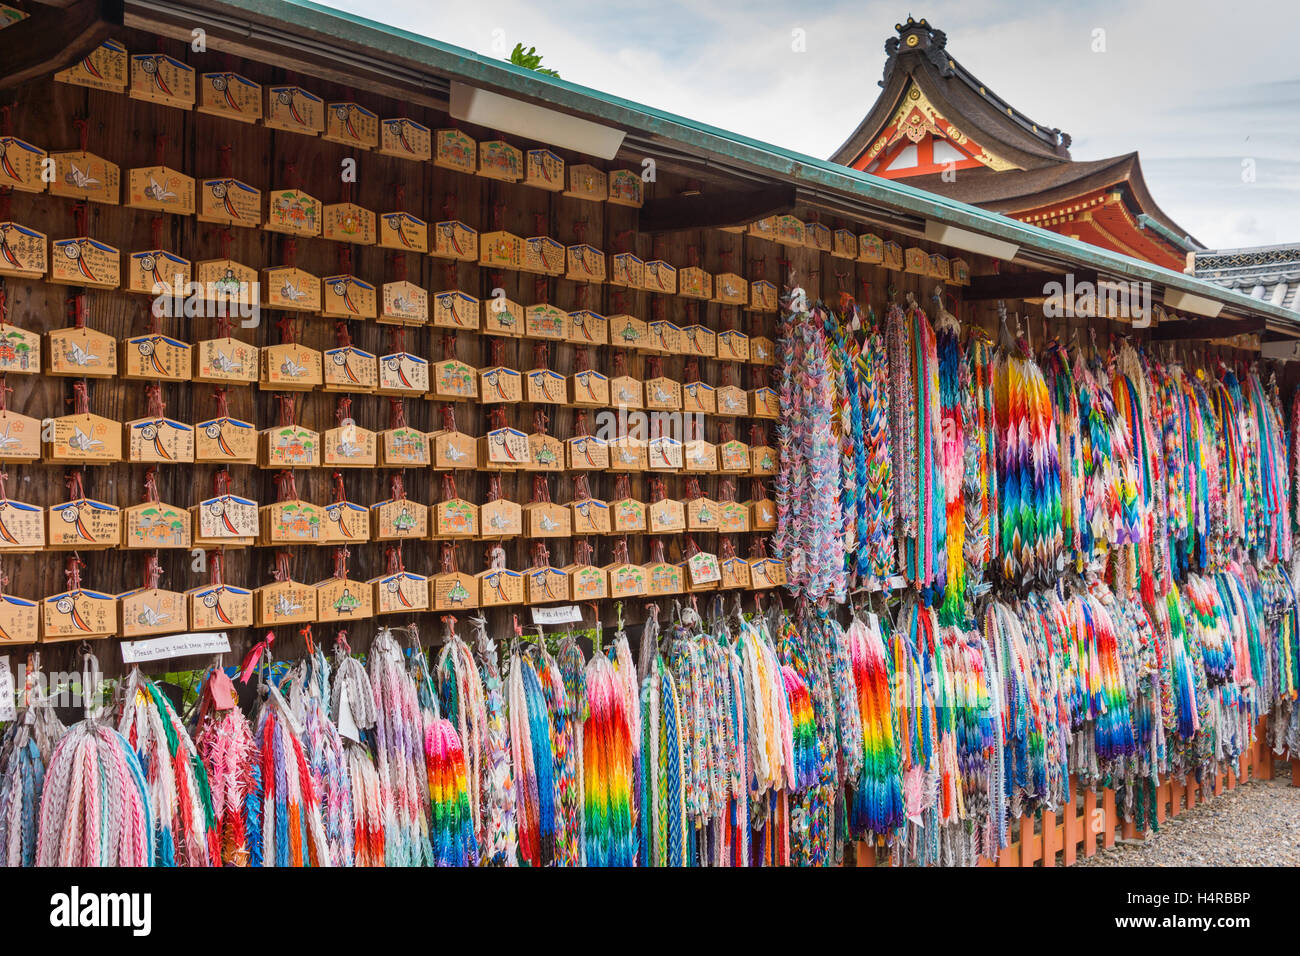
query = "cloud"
(316, 0, 1298, 249)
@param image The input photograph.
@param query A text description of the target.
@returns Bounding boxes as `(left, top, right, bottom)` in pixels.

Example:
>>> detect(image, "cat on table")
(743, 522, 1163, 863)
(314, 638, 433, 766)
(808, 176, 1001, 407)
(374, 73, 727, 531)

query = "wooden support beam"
(1102, 789, 1117, 848)
(638, 184, 796, 233)
(1150, 316, 1265, 340)
(964, 269, 1097, 301)
(1082, 789, 1098, 857)
(0, 0, 122, 91)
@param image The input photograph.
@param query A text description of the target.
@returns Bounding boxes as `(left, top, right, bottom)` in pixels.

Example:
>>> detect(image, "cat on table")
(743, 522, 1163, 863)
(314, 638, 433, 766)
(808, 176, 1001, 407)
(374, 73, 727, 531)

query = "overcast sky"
(320, 0, 1298, 251)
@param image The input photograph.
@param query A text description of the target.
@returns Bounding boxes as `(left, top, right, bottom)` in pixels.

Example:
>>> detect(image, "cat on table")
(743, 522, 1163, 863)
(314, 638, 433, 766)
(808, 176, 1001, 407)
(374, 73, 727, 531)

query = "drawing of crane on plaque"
(255, 552, 317, 626)
(120, 553, 187, 638)
(323, 396, 377, 469)
(47, 381, 122, 464)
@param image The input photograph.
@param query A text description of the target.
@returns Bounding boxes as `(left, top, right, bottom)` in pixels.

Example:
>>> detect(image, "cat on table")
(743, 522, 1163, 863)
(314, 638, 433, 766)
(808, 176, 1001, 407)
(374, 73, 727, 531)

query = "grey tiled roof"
(1193, 244, 1300, 313)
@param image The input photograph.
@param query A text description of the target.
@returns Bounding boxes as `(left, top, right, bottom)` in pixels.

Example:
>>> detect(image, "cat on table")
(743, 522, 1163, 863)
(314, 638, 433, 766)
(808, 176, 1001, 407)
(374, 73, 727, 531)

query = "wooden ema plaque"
(124, 501, 190, 549)
(0, 494, 43, 550)
(325, 102, 379, 149)
(480, 367, 522, 405)
(611, 497, 647, 534)
(649, 497, 686, 534)
(883, 242, 904, 271)
(713, 274, 747, 307)
(858, 233, 885, 264)
(198, 178, 262, 227)
(195, 413, 256, 462)
(482, 426, 530, 469)
(261, 424, 320, 469)
(610, 376, 642, 410)
(717, 330, 750, 363)
(323, 345, 378, 392)
(607, 169, 643, 208)
(255, 581, 317, 627)
(431, 220, 478, 261)
(266, 86, 324, 135)
(49, 152, 119, 205)
(324, 423, 377, 468)
(646, 561, 683, 597)
(526, 369, 566, 406)
(772, 215, 805, 247)
(263, 266, 321, 312)
(685, 440, 717, 473)
(315, 577, 372, 624)
(380, 427, 429, 467)
(683, 381, 716, 415)
(372, 571, 431, 615)
(747, 217, 777, 242)
(750, 387, 781, 419)
(564, 164, 607, 201)
(198, 72, 262, 122)
(719, 439, 750, 473)
(260, 499, 325, 546)
(646, 377, 683, 410)
(479, 565, 524, 607)
(750, 445, 778, 475)
(483, 296, 522, 337)
(606, 563, 645, 599)
(608, 436, 647, 472)
(719, 556, 751, 590)
(322, 275, 378, 319)
(567, 310, 608, 346)
(0, 223, 47, 278)
(0, 137, 45, 194)
(55, 39, 128, 92)
(380, 281, 429, 325)
(120, 587, 187, 638)
(804, 221, 832, 252)
(0, 324, 38, 376)
(126, 417, 195, 464)
(647, 436, 683, 471)
(433, 291, 480, 331)
(432, 428, 477, 470)
(524, 149, 564, 190)
(188, 584, 254, 631)
(129, 53, 194, 109)
(524, 304, 566, 341)
(478, 140, 523, 182)
(432, 359, 477, 401)
(904, 246, 930, 275)
(323, 204, 377, 245)
(432, 498, 478, 539)
(527, 433, 563, 472)
(832, 229, 856, 259)
(47, 413, 121, 464)
(480, 498, 522, 538)
(48, 327, 115, 378)
(950, 258, 971, 285)
(0, 410, 40, 462)
(380, 118, 432, 161)
(322, 501, 370, 545)
(610, 315, 648, 350)
(610, 253, 645, 288)
(749, 496, 777, 531)
(568, 563, 607, 602)
(379, 213, 427, 254)
(648, 321, 682, 355)
(571, 497, 611, 535)
(682, 551, 722, 590)
(751, 280, 779, 313)
(526, 566, 570, 605)
(195, 337, 258, 384)
(377, 352, 429, 396)
(43, 589, 116, 641)
(371, 498, 427, 541)
(432, 572, 478, 612)
(193, 494, 258, 546)
(50, 238, 120, 289)
(748, 558, 787, 589)
(48, 498, 117, 549)
(126, 251, 191, 297)
(679, 266, 712, 300)
(571, 370, 609, 408)
(716, 385, 747, 417)
(126, 166, 195, 215)
(567, 434, 608, 470)
(261, 343, 323, 391)
(480, 231, 524, 270)
(195, 257, 257, 301)
(434, 129, 476, 173)
(719, 501, 749, 534)
(0, 594, 39, 646)
(687, 496, 720, 532)
(645, 260, 678, 295)
(523, 237, 565, 276)
(525, 501, 570, 538)
(565, 245, 606, 284)
(681, 325, 716, 358)
(750, 336, 776, 366)
(265, 189, 322, 237)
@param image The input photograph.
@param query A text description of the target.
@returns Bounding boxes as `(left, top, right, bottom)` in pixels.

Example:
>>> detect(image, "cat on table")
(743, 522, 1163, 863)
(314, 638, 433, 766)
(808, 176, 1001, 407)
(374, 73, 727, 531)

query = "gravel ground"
(1078, 766, 1300, 867)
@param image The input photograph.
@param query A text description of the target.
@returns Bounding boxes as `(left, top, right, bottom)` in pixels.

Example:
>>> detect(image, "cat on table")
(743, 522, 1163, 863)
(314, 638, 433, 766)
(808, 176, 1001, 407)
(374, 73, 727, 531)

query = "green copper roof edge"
(1137, 213, 1200, 254)
(174, 0, 1299, 327)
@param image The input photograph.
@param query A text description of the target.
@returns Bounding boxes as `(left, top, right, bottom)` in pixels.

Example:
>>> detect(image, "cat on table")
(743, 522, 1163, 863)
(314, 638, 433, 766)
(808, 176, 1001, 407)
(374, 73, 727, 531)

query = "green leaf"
(508, 42, 560, 78)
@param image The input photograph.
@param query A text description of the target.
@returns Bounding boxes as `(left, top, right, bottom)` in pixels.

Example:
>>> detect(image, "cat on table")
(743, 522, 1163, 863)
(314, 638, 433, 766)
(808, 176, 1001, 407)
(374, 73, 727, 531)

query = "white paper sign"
(120, 631, 231, 664)
(337, 687, 361, 743)
(0, 657, 14, 722)
(530, 604, 583, 625)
